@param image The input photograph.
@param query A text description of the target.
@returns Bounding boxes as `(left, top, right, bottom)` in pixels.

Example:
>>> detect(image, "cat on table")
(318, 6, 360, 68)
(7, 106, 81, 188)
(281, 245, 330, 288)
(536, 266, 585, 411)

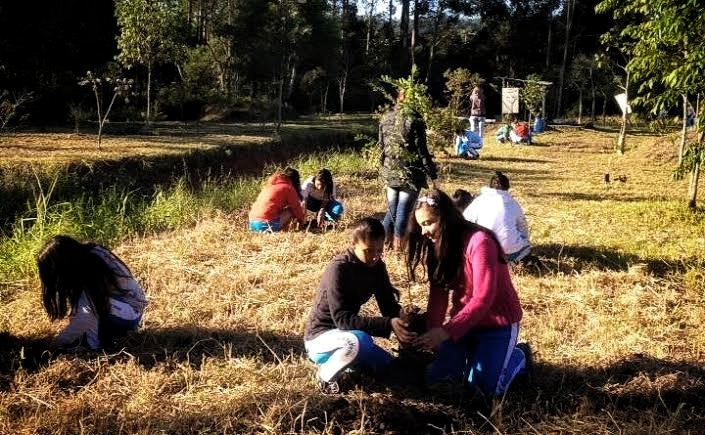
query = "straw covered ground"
(1, 124, 705, 434)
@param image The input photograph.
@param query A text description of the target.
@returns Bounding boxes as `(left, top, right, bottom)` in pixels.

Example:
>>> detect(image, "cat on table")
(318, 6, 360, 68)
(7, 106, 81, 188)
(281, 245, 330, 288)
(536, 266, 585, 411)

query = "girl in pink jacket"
(406, 188, 532, 397)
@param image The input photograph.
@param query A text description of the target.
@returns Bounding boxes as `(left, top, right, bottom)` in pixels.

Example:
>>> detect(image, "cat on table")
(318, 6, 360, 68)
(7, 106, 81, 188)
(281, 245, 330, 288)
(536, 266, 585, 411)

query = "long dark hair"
(406, 188, 506, 288)
(314, 168, 334, 198)
(283, 167, 303, 200)
(37, 235, 127, 320)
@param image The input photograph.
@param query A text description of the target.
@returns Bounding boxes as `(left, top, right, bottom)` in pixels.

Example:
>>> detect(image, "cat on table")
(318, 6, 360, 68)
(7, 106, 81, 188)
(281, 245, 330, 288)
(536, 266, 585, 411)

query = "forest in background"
(0, 0, 615, 126)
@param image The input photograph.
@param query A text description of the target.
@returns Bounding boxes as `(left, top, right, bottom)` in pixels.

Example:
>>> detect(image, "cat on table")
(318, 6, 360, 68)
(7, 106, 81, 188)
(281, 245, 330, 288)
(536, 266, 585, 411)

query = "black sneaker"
(319, 380, 341, 395)
(516, 342, 534, 382)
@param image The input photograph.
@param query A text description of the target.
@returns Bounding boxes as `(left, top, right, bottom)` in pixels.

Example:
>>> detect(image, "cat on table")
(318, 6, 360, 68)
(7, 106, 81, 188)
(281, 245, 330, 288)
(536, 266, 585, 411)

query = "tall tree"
(568, 53, 593, 124)
(596, 27, 633, 154)
(116, 0, 187, 123)
(555, 0, 575, 118)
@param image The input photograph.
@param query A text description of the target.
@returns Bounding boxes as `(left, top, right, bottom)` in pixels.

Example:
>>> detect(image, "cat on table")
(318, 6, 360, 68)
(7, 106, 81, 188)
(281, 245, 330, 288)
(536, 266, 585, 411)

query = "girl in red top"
(248, 167, 306, 232)
(406, 188, 532, 397)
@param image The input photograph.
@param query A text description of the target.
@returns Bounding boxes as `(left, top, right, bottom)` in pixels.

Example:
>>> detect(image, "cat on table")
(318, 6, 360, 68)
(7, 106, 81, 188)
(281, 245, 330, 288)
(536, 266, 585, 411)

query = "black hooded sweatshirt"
(304, 249, 401, 341)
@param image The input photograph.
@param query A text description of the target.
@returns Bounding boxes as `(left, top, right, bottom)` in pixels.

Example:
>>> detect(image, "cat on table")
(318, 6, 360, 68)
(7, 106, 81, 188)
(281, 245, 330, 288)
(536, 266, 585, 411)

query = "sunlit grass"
(1, 124, 705, 433)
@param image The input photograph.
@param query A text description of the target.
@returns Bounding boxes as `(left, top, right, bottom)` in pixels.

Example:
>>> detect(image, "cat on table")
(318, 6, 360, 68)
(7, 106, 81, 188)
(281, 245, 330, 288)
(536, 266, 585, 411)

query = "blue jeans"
(248, 218, 282, 232)
(305, 329, 394, 382)
(456, 139, 481, 159)
(383, 187, 419, 238)
(427, 323, 526, 396)
(305, 197, 344, 222)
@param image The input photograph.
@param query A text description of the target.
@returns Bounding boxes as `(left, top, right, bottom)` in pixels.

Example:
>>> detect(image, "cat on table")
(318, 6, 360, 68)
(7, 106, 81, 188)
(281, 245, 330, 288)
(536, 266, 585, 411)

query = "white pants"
(469, 116, 485, 138)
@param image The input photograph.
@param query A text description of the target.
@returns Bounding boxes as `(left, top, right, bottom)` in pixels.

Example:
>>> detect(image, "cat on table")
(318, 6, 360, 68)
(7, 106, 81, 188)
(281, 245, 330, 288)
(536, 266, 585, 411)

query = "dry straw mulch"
(2, 126, 705, 433)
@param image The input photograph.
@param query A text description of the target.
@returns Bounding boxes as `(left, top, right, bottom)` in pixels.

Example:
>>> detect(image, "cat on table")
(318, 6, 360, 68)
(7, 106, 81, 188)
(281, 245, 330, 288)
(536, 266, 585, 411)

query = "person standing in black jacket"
(379, 89, 439, 251)
(303, 217, 415, 393)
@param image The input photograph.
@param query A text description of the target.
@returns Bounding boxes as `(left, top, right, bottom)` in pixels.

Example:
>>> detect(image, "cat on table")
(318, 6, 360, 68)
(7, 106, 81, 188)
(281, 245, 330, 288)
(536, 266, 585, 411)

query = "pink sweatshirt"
(426, 230, 523, 341)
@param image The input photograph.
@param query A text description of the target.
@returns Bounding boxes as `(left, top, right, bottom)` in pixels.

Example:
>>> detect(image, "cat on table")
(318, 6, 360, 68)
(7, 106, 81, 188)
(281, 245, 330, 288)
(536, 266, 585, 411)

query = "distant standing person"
(379, 89, 439, 251)
(303, 217, 415, 393)
(300, 168, 344, 227)
(406, 189, 531, 397)
(469, 86, 486, 139)
(37, 235, 147, 350)
(248, 167, 306, 232)
(463, 171, 531, 263)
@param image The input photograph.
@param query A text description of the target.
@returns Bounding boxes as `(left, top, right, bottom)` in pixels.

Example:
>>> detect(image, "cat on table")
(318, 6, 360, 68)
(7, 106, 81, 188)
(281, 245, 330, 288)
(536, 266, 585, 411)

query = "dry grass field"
(1, 123, 705, 434)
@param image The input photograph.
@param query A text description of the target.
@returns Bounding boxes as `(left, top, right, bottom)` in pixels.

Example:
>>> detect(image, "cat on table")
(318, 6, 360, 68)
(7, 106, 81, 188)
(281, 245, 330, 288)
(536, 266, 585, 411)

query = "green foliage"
(597, 0, 705, 117)
(79, 71, 134, 147)
(683, 265, 705, 300)
(0, 175, 261, 282)
(598, 0, 705, 204)
(443, 68, 483, 116)
(354, 133, 381, 168)
(115, 0, 188, 122)
(377, 66, 433, 122)
(142, 181, 201, 232)
(291, 149, 374, 179)
(673, 142, 705, 181)
(67, 103, 92, 133)
(115, 0, 187, 69)
(521, 74, 546, 118)
(569, 54, 594, 94)
(0, 90, 32, 132)
(425, 106, 462, 151)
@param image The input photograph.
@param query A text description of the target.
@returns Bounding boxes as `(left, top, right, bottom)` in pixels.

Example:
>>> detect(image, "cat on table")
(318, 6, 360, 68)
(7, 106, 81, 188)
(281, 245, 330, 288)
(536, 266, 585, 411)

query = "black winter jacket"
(379, 107, 438, 191)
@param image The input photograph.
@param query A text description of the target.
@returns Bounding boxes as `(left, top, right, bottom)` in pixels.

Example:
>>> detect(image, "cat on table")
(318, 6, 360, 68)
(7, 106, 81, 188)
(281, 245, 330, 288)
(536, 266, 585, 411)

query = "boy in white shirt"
(463, 172, 531, 263)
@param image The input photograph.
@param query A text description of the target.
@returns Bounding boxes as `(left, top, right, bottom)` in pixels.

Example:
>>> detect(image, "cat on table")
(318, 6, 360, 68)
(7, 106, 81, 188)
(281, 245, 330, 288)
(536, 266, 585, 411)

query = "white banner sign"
(502, 87, 520, 114)
(614, 93, 632, 115)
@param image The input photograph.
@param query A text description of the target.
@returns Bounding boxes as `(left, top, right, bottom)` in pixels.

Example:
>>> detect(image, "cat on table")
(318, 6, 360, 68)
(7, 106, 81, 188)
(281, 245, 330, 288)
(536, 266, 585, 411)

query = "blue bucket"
(533, 118, 545, 133)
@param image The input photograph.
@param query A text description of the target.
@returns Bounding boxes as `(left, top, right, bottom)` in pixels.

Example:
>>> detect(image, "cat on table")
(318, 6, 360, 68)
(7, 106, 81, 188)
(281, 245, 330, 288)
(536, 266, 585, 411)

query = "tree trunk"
(426, 43, 435, 84)
(387, 0, 394, 39)
(322, 81, 329, 114)
(688, 162, 700, 209)
(679, 93, 687, 165)
(616, 70, 630, 154)
(276, 73, 283, 133)
(338, 69, 347, 113)
(590, 66, 596, 122)
(578, 89, 583, 124)
(287, 62, 296, 100)
(424, 2, 443, 83)
(697, 94, 701, 132)
(555, 0, 575, 118)
(365, 0, 377, 56)
(616, 118, 627, 154)
(411, 0, 419, 68)
(146, 63, 152, 125)
(546, 15, 552, 70)
(688, 131, 705, 208)
(400, 0, 410, 72)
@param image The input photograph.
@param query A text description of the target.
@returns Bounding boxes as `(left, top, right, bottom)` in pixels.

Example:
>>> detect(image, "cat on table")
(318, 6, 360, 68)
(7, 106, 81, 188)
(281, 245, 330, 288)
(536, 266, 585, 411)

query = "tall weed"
(290, 149, 372, 177)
